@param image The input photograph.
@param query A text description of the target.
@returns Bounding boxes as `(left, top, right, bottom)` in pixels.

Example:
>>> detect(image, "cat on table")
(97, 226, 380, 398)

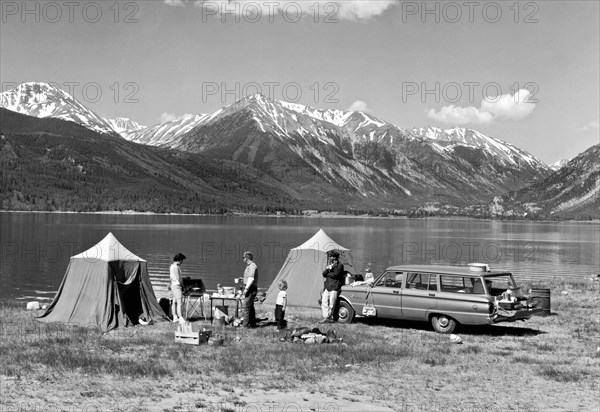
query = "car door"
(369, 271, 403, 318)
(401, 272, 437, 320)
(436, 274, 491, 325)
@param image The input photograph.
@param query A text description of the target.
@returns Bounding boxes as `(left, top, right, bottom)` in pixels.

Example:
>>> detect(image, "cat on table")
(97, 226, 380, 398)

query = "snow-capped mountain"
(549, 159, 570, 171)
(1, 83, 554, 207)
(408, 126, 547, 170)
(163, 94, 551, 202)
(124, 114, 211, 146)
(105, 117, 145, 137)
(132, 94, 542, 170)
(0, 82, 116, 136)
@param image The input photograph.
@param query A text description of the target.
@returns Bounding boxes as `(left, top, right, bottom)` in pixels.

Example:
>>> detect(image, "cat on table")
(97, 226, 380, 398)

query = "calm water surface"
(1, 212, 598, 301)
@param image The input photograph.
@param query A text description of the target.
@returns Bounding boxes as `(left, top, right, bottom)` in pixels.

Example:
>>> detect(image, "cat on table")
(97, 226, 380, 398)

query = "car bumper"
(491, 307, 544, 323)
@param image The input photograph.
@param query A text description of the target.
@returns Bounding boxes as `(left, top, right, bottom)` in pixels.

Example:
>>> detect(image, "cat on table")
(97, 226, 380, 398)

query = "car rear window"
(485, 275, 516, 296)
(440, 275, 480, 294)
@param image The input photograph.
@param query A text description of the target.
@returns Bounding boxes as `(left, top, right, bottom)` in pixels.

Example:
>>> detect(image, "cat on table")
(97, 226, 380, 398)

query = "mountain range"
(120, 92, 551, 208)
(1, 82, 597, 218)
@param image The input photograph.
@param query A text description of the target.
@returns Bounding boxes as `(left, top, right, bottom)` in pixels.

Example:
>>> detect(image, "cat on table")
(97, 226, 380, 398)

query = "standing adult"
(320, 250, 345, 323)
(241, 251, 258, 328)
(170, 252, 186, 322)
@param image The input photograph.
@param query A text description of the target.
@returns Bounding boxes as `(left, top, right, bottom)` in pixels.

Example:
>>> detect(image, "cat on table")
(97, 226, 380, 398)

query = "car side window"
(406, 273, 429, 290)
(440, 275, 475, 293)
(377, 271, 403, 288)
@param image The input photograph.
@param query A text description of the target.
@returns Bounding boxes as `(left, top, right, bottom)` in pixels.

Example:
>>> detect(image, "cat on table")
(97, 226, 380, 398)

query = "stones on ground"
(26, 301, 40, 310)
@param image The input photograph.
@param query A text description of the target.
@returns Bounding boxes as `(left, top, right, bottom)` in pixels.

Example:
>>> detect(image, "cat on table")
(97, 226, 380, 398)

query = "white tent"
(264, 229, 354, 308)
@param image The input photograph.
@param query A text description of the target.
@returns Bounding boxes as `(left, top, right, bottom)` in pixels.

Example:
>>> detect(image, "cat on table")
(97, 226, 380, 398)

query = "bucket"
(530, 288, 551, 316)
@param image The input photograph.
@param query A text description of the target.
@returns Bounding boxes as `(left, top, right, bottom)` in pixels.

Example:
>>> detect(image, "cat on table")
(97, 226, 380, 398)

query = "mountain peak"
(244, 92, 272, 102)
(1, 82, 116, 136)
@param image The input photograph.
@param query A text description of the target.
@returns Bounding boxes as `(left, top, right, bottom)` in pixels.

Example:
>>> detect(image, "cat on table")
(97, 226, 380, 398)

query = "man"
(241, 251, 258, 328)
(170, 252, 186, 322)
(320, 250, 345, 323)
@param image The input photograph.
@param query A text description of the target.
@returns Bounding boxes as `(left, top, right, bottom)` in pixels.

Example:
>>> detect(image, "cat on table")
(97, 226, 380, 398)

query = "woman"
(170, 252, 186, 322)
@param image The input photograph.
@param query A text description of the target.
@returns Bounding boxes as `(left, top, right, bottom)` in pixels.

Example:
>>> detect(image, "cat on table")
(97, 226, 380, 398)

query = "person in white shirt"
(170, 253, 186, 322)
(275, 280, 288, 331)
(365, 263, 374, 285)
(241, 251, 258, 328)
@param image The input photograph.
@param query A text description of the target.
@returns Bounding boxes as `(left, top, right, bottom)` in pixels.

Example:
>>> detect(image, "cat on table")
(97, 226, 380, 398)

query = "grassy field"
(1, 278, 599, 412)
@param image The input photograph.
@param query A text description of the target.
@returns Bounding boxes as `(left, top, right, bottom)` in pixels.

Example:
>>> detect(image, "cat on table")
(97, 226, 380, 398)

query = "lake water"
(1, 212, 598, 302)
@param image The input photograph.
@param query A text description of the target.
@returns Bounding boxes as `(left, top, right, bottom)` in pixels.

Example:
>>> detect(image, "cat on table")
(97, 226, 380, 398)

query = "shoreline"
(1, 209, 598, 223)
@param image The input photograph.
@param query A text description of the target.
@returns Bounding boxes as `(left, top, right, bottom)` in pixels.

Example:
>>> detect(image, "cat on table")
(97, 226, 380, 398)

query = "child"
(365, 263, 374, 285)
(275, 280, 288, 331)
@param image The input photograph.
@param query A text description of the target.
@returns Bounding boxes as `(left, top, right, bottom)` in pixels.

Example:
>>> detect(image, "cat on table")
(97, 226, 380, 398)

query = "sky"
(1, 0, 599, 164)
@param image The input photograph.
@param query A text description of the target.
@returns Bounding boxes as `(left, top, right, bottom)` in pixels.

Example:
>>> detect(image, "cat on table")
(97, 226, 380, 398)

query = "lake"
(1, 212, 598, 302)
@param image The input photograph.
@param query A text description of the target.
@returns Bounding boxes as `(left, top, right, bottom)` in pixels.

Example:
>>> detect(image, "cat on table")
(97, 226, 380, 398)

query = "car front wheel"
(431, 314, 457, 334)
(336, 301, 355, 324)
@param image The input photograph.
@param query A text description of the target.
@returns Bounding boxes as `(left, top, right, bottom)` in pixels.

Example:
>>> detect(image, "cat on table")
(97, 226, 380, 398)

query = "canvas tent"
(38, 232, 168, 332)
(264, 229, 354, 308)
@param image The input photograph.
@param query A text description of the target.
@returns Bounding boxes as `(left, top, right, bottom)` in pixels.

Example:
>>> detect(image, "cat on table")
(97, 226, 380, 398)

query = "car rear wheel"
(336, 301, 355, 324)
(431, 314, 457, 334)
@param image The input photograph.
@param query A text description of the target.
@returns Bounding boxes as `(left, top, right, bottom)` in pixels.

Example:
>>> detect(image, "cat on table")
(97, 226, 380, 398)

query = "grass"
(1, 281, 600, 411)
(536, 366, 587, 383)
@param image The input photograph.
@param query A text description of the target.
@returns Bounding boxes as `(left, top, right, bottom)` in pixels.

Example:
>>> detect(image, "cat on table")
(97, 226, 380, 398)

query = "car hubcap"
(439, 317, 449, 327)
(339, 308, 347, 319)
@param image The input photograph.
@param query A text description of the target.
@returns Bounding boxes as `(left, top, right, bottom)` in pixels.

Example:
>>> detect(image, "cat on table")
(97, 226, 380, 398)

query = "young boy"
(275, 280, 288, 331)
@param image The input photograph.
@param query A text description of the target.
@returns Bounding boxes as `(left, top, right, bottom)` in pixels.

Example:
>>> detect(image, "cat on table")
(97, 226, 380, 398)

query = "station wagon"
(337, 263, 542, 333)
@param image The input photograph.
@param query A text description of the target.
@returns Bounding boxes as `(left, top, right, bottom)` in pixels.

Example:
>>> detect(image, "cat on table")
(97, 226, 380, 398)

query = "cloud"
(159, 112, 194, 123)
(191, 0, 396, 21)
(348, 100, 371, 113)
(164, 0, 188, 6)
(577, 121, 600, 132)
(427, 105, 494, 126)
(480, 89, 536, 120)
(335, 1, 398, 21)
(427, 89, 537, 126)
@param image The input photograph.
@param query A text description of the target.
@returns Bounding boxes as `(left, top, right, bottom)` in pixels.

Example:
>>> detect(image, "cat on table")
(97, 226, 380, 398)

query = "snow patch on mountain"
(105, 117, 145, 137)
(550, 159, 570, 171)
(124, 114, 211, 146)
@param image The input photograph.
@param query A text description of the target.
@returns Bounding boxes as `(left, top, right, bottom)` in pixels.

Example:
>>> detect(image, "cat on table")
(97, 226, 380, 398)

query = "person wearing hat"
(170, 252, 186, 322)
(319, 250, 345, 323)
(240, 251, 258, 328)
